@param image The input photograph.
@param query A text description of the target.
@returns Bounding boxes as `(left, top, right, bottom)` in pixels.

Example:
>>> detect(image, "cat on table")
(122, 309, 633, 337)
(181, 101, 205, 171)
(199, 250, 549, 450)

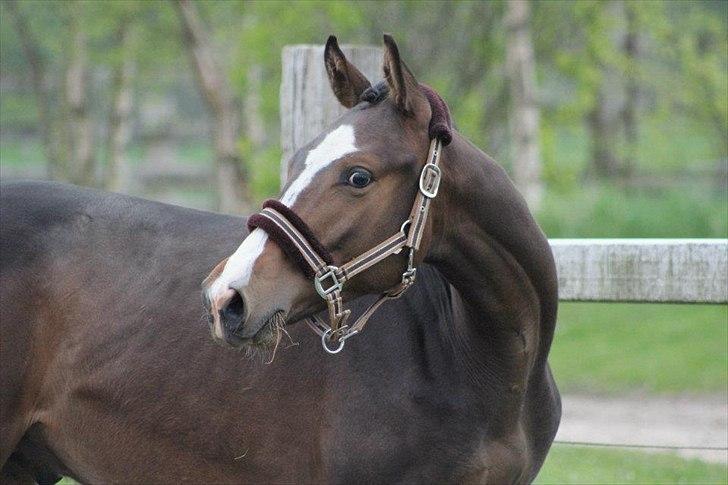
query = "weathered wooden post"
(280, 44, 381, 185)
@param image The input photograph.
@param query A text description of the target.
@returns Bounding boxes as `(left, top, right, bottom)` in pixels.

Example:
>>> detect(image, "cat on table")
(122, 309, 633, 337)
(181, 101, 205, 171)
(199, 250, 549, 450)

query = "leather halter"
(248, 87, 450, 354)
(248, 138, 443, 354)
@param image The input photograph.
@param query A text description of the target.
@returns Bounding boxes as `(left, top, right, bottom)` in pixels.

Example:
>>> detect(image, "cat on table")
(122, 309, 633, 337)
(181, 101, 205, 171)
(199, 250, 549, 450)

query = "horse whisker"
(264, 318, 282, 365)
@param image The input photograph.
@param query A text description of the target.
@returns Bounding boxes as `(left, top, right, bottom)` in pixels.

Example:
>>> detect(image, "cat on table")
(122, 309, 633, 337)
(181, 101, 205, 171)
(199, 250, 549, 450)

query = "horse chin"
(226, 310, 292, 359)
(249, 310, 288, 348)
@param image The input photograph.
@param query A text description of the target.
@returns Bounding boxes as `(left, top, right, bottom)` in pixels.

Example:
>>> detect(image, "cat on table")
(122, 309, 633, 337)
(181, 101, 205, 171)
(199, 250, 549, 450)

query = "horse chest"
(322, 373, 492, 483)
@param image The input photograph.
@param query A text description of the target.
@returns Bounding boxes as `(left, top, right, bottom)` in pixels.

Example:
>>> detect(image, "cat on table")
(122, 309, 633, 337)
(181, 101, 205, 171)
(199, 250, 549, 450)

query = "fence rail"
(551, 239, 728, 303)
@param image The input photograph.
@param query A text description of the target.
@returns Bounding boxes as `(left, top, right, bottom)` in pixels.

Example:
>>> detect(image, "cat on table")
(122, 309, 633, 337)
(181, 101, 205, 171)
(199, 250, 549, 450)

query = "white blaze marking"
(209, 228, 268, 296)
(209, 124, 357, 298)
(280, 124, 358, 205)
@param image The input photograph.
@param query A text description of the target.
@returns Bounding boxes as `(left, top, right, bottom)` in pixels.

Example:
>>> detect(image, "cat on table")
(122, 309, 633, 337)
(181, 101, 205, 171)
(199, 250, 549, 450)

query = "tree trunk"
(621, 1, 640, 184)
(587, 0, 624, 180)
(66, 9, 95, 186)
(244, 64, 266, 150)
(173, 0, 249, 214)
(505, 0, 543, 210)
(588, 90, 620, 179)
(106, 20, 135, 193)
(6, 0, 62, 179)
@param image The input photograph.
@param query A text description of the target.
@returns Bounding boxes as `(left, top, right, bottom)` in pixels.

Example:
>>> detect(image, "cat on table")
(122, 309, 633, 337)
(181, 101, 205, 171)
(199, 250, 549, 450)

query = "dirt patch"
(556, 394, 728, 464)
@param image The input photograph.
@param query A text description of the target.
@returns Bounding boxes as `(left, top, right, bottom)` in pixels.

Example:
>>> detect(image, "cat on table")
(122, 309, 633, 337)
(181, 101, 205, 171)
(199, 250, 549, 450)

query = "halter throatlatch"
(247, 86, 452, 354)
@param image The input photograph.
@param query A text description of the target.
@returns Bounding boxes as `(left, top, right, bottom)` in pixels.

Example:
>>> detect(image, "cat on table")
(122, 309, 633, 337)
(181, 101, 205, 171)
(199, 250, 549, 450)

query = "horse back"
(0, 181, 244, 481)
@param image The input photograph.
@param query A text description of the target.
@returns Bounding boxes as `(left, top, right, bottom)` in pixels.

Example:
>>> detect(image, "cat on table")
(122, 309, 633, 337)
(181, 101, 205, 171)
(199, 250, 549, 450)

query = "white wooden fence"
(552, 239, 727, 303)
(280, 45, 728, 305)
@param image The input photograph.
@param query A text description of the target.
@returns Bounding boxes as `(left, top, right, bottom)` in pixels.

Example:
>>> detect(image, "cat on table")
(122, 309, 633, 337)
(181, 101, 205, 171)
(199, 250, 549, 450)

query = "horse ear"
(382, 34, 427, 116)
(324, 35, 372, 108)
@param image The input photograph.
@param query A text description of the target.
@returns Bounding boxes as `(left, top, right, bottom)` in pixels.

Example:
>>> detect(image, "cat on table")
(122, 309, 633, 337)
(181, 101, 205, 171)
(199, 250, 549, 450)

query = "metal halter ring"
(400, 219, 412, 236)
(321, 328, 346, 354)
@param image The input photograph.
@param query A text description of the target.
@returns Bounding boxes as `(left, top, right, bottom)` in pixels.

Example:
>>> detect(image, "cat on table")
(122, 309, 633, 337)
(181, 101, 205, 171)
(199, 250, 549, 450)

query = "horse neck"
(426, 134, 558, 391)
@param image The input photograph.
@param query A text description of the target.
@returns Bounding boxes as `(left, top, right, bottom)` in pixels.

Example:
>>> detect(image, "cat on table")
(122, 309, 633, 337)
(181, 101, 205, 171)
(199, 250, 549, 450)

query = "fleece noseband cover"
(247, 199, 333, 279)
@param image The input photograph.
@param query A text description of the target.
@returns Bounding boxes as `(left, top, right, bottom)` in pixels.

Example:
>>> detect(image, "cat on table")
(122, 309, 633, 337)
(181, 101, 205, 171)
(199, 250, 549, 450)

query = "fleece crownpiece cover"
(419, 84, 452, 146)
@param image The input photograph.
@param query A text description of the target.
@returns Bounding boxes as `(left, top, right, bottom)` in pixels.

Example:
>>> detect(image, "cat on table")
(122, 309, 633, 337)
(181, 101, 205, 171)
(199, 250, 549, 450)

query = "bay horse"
(0, 35, 560, 484)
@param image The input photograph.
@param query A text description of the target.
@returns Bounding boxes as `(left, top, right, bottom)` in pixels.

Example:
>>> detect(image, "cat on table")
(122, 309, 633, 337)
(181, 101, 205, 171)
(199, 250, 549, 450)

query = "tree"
(173, 0, 249, 213)
(65, 1, 95, 186)
(621, 0, 640, 183)
(5, 0, 61, 179)
(505, 0, 542, 209)
(106, 15, 136, 192)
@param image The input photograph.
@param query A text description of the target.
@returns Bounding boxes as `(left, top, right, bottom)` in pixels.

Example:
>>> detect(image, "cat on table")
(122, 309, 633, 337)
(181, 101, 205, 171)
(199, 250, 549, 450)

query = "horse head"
(203, 35, 456, 350)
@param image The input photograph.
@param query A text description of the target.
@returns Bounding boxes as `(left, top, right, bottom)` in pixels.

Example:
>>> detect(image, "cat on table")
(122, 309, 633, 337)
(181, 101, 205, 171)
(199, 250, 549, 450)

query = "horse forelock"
(355, 80, 452, 146)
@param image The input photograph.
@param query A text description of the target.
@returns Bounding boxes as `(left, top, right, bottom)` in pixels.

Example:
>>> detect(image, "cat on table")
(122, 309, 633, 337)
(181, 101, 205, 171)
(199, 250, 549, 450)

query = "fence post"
(280, 44, 381, 186)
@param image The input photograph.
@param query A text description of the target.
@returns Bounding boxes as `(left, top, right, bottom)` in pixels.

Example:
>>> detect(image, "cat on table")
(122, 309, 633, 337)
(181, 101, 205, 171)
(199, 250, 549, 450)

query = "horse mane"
(359, 81, 453, 145)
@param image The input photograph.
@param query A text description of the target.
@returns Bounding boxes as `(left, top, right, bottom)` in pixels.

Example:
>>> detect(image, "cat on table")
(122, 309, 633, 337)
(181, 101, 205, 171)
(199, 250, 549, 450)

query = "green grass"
(550, 303, 728, 395)
(536, 445, 728, 484)
(543, 118, 721, 179)
(537, 185, 727, 239)
(0, 137, 45, 168)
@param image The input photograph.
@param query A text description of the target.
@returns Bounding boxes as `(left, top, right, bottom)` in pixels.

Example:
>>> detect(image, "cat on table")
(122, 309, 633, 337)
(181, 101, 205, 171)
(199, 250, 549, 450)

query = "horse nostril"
(219, 290, 246, 333)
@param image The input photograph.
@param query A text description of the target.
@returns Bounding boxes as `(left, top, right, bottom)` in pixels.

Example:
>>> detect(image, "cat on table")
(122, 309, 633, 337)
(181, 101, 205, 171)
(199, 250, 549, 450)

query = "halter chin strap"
(248, 137, 443, 354)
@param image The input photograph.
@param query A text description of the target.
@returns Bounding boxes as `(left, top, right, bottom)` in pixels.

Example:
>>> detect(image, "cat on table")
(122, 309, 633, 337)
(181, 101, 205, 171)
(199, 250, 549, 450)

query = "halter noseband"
(248, 86, 451, 354)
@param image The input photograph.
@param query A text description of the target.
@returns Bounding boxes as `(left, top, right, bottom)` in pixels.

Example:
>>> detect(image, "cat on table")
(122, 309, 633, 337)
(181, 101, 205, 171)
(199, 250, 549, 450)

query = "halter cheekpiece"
(248, 85, 452, 354)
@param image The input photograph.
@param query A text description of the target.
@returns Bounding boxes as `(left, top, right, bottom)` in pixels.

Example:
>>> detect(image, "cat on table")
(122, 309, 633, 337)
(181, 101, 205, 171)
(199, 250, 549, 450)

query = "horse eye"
(347, 169, 372, 188)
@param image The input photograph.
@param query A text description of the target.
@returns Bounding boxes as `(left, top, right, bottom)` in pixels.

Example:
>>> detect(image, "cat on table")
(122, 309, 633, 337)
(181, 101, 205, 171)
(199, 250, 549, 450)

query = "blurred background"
(1, 1, 726, 483)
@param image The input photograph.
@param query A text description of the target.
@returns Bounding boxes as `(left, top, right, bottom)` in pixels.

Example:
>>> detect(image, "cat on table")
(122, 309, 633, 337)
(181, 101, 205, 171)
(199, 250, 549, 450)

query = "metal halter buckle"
(402, 268, 417, 286)
(419, 163, 442, 198)
(401, 247, 417, 286)
(314, 266, 342, 298)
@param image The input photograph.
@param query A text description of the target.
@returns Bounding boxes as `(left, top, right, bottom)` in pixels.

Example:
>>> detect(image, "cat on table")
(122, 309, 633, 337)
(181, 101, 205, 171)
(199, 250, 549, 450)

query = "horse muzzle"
(203, 286, 251, 346)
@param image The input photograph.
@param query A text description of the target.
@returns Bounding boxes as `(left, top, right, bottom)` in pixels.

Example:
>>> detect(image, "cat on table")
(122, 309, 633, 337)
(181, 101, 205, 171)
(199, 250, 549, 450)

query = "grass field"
(537, 446, 728, 484)
(550, 302, 728, 395)
(537, 186, 727, 239)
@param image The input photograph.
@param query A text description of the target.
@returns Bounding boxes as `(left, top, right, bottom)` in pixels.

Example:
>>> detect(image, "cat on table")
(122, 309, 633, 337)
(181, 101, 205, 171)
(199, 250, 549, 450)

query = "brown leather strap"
(306, 279, 409, 344)
(407, 138, 441, 250)
(338, 230, 408, 280)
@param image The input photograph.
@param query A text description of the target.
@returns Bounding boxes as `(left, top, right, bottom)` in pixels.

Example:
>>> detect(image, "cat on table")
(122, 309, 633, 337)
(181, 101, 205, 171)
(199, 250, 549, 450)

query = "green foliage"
(1, 0, 725, 216)
(537, 445, 728, 484)
(239, 135, 281, 203)
(549, 303, 728, 394)
(653, 0, 728, 151)
(0, 93, 38, 132)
